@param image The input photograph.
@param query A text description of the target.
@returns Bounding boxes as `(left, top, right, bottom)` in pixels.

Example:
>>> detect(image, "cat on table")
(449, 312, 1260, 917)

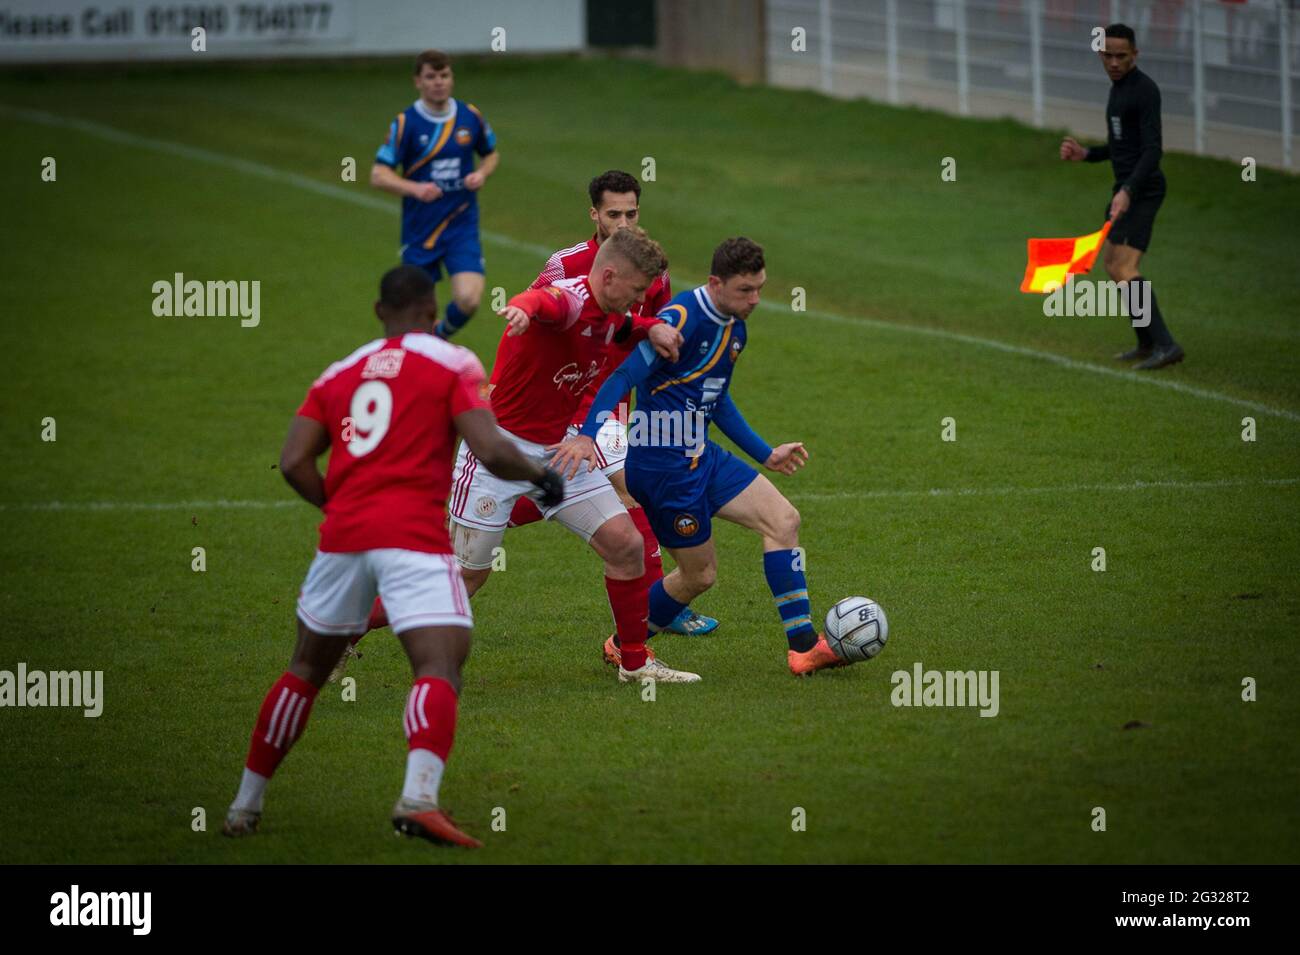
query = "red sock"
(629, 506, 663, 588)
(364, 596, 388, 636)
(405, 677, 458, 760)
(508, 496, 543, 528)
(605, 575, 648, 670)
(244, 671, 318, 777)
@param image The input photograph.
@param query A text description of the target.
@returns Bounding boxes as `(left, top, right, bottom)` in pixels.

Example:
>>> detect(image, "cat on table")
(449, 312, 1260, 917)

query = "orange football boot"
(391, 799, 483, 848)
(602, 634, 657, 668)
(788, 634, 847, 676)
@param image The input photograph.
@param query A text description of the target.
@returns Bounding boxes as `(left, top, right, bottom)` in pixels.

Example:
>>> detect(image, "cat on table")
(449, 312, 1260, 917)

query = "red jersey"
(297, 332, 491, 554)
(487, 277, 629, 444)
(532, 234, 672, 421)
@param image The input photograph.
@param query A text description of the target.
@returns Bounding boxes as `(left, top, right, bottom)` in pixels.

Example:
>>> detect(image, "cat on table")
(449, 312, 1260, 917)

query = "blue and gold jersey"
(636, 286, 747, 466)
(375, 98, 496, 265)
(580, 285, 773, 472)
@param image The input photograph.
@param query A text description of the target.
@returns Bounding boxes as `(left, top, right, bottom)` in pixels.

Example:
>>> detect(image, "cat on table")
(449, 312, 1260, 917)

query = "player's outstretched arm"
(455, 408, 564, 505)
(763, 442, 810, 476)
(280, 415, 331, 508)
(712, 393, 807, 476)
(498, 287, 572, 337)
(711, 393, 774, 464)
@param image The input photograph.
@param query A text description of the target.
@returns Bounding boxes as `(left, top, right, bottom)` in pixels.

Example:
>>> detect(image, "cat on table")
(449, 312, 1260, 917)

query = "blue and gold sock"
(764, 549, 816, 652)
(435, 301, 472, 339)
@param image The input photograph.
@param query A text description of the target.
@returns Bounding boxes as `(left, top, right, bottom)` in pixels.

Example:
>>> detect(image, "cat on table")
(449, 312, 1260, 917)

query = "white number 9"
(347, 380, 392, 457)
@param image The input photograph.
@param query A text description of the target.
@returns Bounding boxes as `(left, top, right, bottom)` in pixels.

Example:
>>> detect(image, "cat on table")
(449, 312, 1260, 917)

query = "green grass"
(0, 55, 1297, 864)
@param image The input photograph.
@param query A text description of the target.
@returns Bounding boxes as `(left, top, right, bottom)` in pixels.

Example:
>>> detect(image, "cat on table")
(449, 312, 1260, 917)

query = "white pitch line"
(795, 476, 1300, 502)
(3, 477, 1294, 512)
(4, 104, 1299, 425)
(0, 499, 300, 512)
(791, 305, 1300, 424)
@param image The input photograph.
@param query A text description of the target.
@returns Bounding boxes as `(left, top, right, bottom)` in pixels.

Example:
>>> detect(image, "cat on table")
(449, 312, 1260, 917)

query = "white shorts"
(447, 427, 627, 569)
(567, 418, 627, 476)
(296, 549, 472, 637)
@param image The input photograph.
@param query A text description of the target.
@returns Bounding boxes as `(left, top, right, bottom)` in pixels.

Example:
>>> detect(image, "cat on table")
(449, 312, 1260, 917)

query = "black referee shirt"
(1085, 66, 1166, 197)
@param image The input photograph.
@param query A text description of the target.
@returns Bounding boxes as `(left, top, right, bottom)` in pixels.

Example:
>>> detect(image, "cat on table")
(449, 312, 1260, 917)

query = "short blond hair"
(594, 227, 667, 280)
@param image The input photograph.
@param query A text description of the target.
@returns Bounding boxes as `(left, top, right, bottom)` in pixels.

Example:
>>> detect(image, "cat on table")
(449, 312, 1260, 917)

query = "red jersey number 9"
(347, 380, 393, 457)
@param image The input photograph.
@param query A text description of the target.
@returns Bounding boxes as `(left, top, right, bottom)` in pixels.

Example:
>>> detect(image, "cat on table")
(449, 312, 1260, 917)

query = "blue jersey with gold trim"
(375, 98, 496, 265)
(624, 285, 750, 470)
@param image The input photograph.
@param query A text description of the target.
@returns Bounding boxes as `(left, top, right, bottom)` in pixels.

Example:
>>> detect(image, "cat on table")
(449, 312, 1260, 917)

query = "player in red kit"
(450, 227, 700, 683)
(223, 266, 562, 848)
(510, 171, 720, 653)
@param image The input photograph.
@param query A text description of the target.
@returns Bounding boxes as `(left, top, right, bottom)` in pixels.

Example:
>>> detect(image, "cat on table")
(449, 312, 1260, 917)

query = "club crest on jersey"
(474, 496, 498, 517)
(673, 514, 700, 537)
(362, 348, 405, 379)
(1110, 115, 1122, 139)
(729, 339, 743, 363)
(455, 127, 473, 145)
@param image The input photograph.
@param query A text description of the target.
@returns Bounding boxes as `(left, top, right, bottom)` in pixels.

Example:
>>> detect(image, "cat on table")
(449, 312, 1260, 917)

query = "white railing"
(767, 0, 1298, 169)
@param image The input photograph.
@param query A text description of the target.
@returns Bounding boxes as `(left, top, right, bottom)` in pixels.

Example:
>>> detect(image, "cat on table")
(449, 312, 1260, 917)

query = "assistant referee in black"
(1061, 23, 1184, 371)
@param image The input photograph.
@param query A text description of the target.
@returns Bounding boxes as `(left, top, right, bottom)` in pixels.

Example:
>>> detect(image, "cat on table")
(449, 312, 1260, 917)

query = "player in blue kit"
(551, 238, 845, 676)
(370, 50, 498, 339)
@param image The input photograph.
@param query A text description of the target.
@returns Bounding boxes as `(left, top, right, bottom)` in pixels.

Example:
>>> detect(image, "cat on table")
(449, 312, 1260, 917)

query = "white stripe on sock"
(415, 682, 431, 731)
(263, 687, 290, 746)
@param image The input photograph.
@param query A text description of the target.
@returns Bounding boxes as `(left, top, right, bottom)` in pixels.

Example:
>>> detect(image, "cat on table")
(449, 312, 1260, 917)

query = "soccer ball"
(824, 596, 889, 662)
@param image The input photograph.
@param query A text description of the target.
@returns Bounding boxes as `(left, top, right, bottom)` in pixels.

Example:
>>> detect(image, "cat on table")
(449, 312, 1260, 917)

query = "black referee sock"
(1132, 275, 1174, 348)
(1122, 279, 1152, 348)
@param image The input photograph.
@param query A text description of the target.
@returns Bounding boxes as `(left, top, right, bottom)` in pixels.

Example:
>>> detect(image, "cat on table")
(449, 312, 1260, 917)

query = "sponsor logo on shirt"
(362, 349, 406, 379)
(429, 157, 463, 190)
(553, 361, 602, 394)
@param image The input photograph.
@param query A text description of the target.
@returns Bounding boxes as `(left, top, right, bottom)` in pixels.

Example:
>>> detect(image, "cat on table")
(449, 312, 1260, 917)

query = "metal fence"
(767, 0, 1298, 169)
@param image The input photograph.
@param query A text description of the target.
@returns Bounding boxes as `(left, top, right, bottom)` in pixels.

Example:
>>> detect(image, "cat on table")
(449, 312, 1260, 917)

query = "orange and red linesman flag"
(1019, 221, 1112, 293)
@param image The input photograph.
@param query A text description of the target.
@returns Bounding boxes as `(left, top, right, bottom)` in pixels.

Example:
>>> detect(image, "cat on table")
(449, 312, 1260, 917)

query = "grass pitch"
(1, 55, 1297, 864)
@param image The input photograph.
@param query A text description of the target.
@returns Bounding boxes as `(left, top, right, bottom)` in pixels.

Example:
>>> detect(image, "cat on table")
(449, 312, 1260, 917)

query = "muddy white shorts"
(567, 417, 628, 477)
(296, 548, 472, 636)
(447, 427, 627, 569)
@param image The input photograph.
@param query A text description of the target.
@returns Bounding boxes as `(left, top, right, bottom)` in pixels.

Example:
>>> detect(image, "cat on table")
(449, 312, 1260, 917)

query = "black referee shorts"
(1104, 185, 1164, 252)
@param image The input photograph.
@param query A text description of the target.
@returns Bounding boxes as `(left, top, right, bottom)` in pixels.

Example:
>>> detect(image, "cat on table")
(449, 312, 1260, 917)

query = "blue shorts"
(403, 214, 485, 282)
(624, 441, 759, 549)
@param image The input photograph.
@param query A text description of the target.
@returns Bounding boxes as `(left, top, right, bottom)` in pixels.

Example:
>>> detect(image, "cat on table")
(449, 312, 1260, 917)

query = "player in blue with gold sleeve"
(370, 50, 498, 339)
(551, 238, 846, 676)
